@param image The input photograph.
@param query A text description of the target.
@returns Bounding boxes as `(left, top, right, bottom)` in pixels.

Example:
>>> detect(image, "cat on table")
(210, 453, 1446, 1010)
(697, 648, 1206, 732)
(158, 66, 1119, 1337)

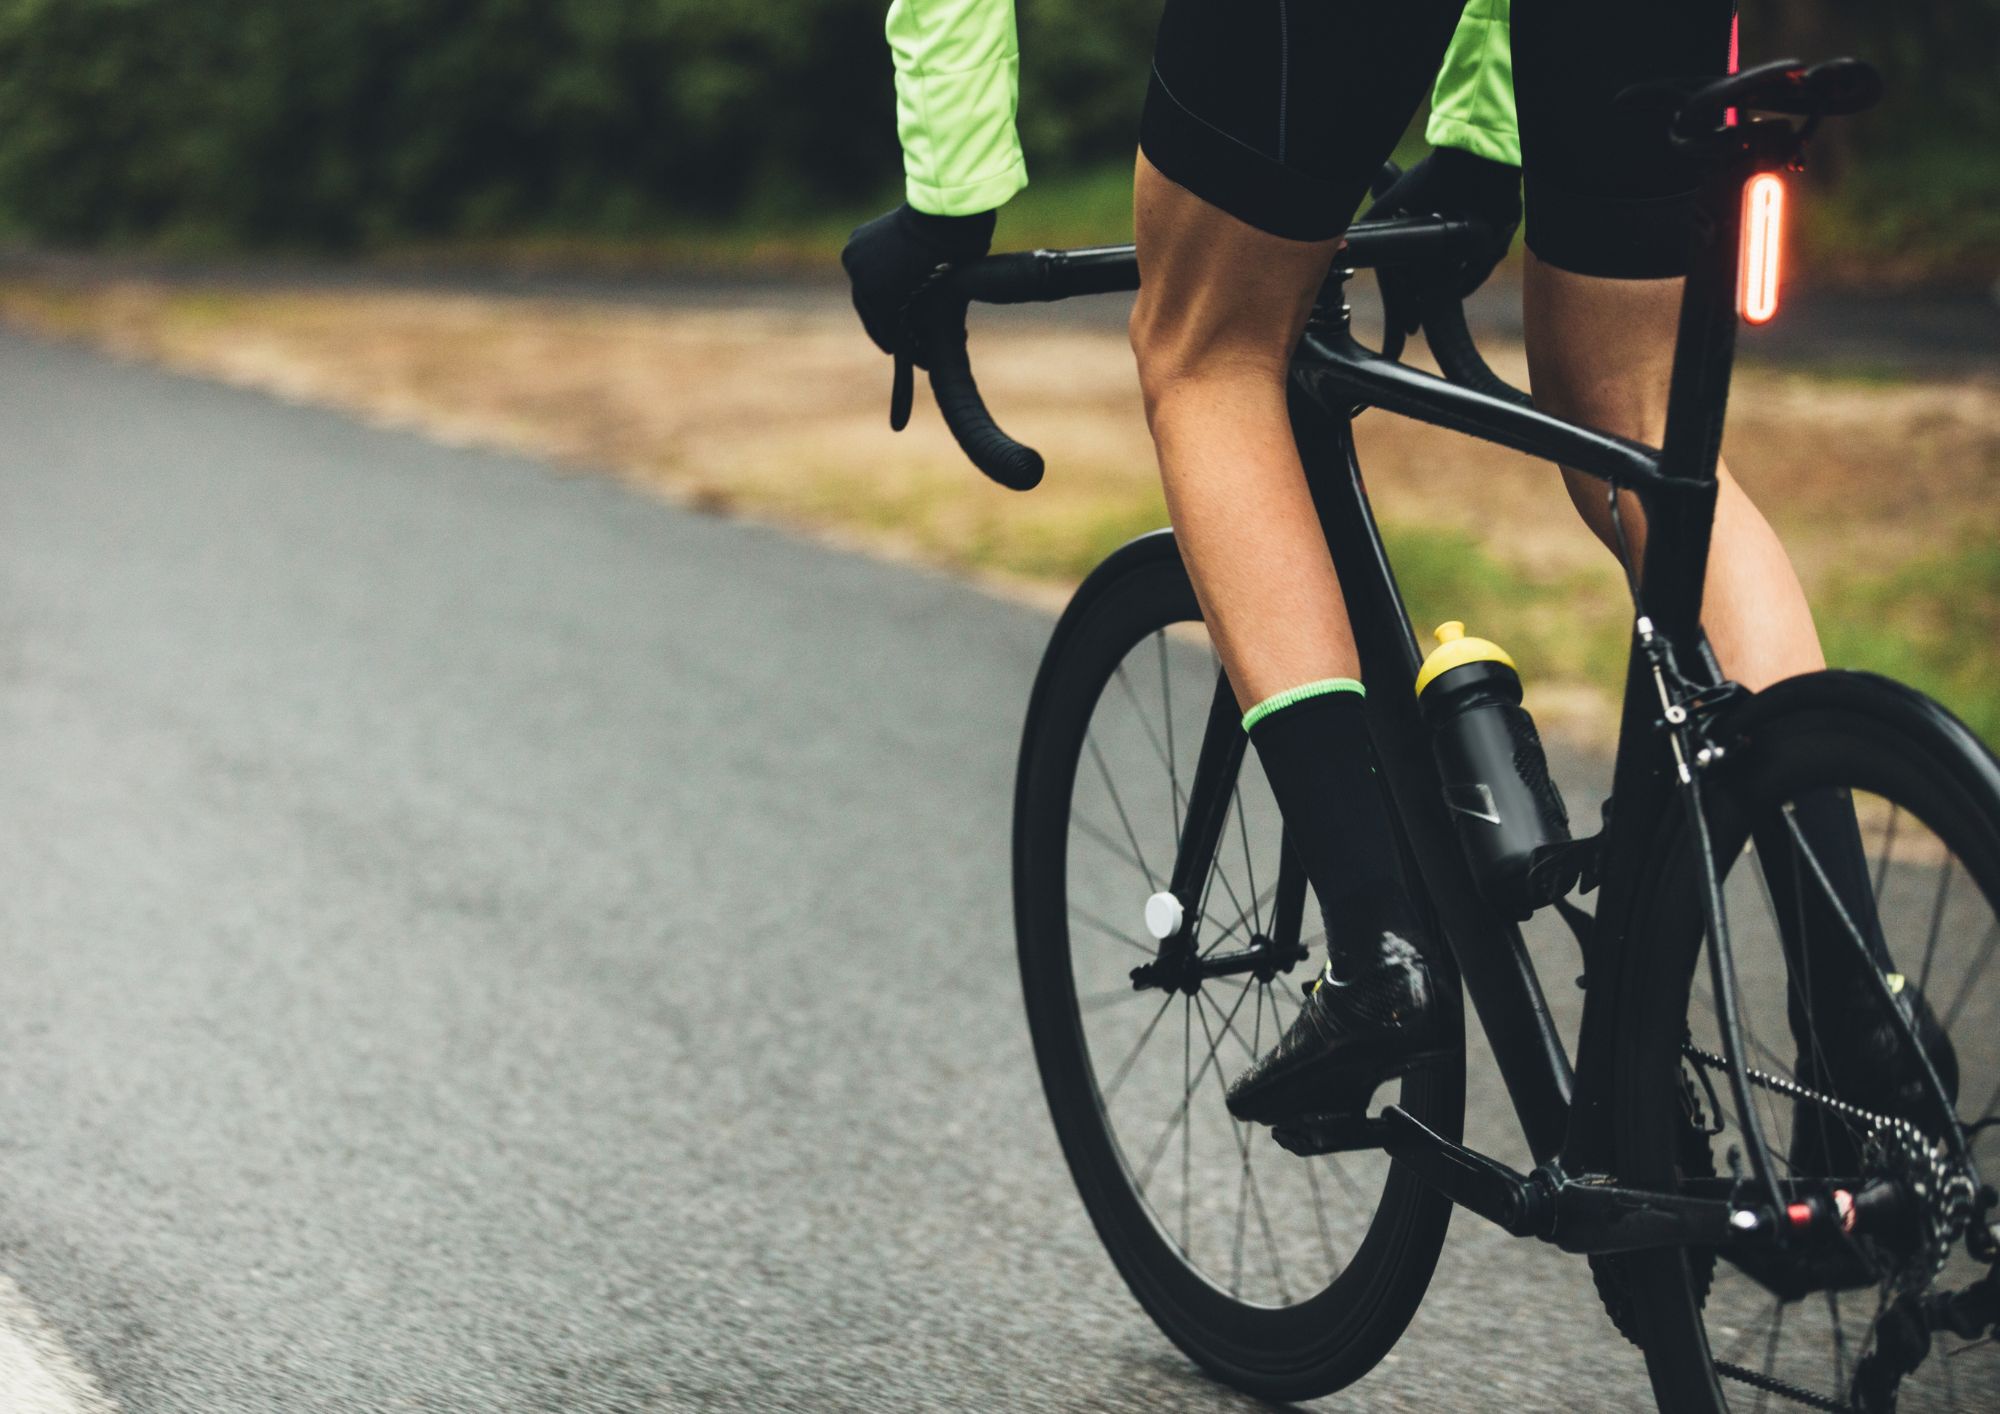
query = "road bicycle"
(892, 58, 2000, 1411)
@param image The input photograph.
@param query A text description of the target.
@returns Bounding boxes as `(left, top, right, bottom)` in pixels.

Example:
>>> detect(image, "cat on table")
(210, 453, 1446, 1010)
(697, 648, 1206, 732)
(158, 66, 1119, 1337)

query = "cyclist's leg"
(1513, 0, 1953, 1117)
(1511, 0, 1817, 692)
(1132, 0, 1467, 709)
(1520, 260, 1822, 692)
(1132, 0, 1468, 1121)
(1130, 159, 1351, 708)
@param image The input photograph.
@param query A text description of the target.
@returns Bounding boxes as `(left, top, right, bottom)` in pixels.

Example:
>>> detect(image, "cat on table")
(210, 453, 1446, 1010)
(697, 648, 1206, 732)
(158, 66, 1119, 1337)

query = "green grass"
(1383, 526, 2000, 750)
(1381, 525, 1631, 690)
(1820, 537, 2000, 747)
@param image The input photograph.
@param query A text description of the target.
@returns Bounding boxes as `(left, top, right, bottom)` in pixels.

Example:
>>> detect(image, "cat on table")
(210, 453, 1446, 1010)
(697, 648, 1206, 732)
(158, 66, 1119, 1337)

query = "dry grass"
(2, 276, 1995, 741)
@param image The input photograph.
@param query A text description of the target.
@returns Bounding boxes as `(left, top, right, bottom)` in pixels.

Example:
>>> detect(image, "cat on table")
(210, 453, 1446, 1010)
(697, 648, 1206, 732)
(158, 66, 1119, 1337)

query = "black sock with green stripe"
(1245, 680, 1418, 980)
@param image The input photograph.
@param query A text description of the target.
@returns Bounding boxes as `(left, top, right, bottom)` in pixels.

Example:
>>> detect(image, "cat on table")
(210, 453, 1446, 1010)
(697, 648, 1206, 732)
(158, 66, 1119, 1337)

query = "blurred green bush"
(0, 0, 1990, 273)
(1742, 1, 2000, 280)
(0, 0, 1156, 245)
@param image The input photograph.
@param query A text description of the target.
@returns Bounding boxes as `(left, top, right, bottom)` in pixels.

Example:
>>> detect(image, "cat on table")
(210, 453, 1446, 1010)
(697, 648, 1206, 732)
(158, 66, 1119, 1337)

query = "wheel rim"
(1681, 786, 2000, 1411)
(1060, 616, 1398, 1309)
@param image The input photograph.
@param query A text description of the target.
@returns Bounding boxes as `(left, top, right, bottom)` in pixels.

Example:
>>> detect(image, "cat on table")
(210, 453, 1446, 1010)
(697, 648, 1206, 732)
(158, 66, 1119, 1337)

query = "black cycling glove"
(1373, 146, 1521, 298)
(841, 203, 996, 365)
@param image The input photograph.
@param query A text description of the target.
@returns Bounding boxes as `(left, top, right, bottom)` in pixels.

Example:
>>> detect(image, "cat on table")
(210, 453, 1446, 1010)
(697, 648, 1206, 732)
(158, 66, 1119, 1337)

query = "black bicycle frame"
(1139, 145, 1768, 1186)
(929, 103, 1828, 1242)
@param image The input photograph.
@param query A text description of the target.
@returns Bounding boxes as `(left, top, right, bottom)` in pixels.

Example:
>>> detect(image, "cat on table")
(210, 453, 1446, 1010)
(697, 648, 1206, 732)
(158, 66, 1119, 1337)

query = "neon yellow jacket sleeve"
(885, 0, 1030, 215)
(1425, 0, 1521, 167)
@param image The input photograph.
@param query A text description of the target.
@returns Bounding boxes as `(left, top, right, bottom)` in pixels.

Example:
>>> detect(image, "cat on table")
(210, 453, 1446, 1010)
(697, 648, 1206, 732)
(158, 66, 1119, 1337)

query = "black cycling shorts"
(1139, 0, 1736, 278)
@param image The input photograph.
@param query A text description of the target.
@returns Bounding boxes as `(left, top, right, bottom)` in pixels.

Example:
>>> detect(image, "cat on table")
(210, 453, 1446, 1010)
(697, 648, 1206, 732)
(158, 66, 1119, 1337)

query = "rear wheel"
(1013, 532, 1465, 1401)
(1617, 673, 2000, 1412)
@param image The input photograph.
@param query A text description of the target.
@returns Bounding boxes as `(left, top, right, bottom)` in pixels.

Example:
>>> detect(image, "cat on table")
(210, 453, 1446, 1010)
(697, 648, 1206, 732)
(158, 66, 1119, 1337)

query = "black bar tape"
(926, 350, 1045, 491)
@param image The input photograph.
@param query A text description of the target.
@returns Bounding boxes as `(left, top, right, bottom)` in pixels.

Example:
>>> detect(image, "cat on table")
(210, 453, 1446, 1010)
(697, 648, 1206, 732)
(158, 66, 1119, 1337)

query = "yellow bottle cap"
(1414, 620, 1516, 696)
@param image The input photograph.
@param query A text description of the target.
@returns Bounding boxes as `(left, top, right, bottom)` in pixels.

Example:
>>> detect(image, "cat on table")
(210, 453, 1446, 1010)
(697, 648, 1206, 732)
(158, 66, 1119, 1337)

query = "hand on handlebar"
(840, 203, 994, 365)
(841, 204, 1047, 493)
(1369, 148, 1520, 303)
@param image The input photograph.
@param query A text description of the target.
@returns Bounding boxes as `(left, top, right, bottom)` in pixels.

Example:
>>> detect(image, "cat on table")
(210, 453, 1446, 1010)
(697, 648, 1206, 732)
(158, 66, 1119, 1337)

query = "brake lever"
(889, 351, 914, 431)
(887, 265, 958, 433)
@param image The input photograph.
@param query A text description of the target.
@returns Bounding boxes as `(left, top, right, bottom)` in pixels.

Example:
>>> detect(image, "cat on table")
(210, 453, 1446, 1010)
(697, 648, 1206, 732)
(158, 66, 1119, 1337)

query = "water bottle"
(1416, 621, 1573, 918)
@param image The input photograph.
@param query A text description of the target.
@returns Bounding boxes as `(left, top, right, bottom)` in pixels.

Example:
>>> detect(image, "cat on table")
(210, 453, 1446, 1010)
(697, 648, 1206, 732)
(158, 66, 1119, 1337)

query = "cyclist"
(844, 0, 1952, 1146)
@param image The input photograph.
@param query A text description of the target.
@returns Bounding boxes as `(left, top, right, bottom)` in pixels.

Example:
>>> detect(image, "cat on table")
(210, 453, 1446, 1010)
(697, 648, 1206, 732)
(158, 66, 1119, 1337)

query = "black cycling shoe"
(1788, 976, 1960, 1179)
(1225, 933, 1443, 1127)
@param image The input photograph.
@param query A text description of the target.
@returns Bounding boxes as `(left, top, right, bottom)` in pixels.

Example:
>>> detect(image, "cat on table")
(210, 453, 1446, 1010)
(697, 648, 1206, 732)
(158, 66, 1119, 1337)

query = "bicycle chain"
(1679, 1041, 1994, 1411)
(1681, 1041, 1978, 1290)
(1712, 1360, 1855, 1413)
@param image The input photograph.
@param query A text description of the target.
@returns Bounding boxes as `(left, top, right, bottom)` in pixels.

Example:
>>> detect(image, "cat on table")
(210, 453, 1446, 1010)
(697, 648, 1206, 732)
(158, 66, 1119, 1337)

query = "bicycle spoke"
(1322, 1151, 1368, 1207)
(1940, 918, 1998, 1033)
(1199, 877, 1282, 959)
(1872, 802, 1900, 902)
(1782, 821, 1867, 1167)
(1196, 981, 1262, 1066)
(1207, 867, 1256, 952)
(1915, 851, 1955, 1003)
(1757, 1299, 1785, 1412)
(1828, 1290, 1850, 1395)
(1859, 1278, 1893, 1394)
(1158, 632, 1184, 830)
(1196, 1001, 1292, 1304)
(1101, 992, 1177, 1103)
(1230, 1138, 1249, 1297)
(1249, 980, 1265, 1074)
(1070, 904, 1154, 956)
(1720, 1299, 1777, 1366)
(1203, 822, 1256, 954)
(1133, 980, 1254, 1189)
(1234, 778, 1261, 936)
(1691, 986, 1799, 1089)
(1111, 659, 1183, 836)
(1074, 812, 1150, 878)
(1193, 790, 1231, 936)
(1182, 999, 1192, 1258)
(1301, 1155, 1342, 1275)
(1726, 932, 1799, 1172)
(1087, 733, 1157, 891)
(1782, 807, 1963, 1150)
(1078, 987, 1149, 1014)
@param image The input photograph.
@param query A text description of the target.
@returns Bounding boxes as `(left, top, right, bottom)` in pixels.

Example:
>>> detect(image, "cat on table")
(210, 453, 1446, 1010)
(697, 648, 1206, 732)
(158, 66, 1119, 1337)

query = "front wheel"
(1616, 672, 2000, 1412)
(1013, 531, 1465, 1402)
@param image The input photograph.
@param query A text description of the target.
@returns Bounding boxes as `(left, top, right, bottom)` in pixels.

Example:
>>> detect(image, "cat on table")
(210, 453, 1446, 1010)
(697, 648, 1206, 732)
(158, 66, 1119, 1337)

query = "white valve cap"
(1144, 892, 1184, 941)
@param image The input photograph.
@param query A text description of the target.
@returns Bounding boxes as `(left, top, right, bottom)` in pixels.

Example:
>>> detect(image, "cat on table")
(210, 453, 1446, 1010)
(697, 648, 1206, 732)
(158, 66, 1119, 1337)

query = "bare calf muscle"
(1522, 252, 1825, 690)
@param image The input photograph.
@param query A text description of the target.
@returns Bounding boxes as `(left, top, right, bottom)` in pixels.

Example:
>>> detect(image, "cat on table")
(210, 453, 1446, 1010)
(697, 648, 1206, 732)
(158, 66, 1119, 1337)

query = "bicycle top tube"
(931, 216, 1688, 501)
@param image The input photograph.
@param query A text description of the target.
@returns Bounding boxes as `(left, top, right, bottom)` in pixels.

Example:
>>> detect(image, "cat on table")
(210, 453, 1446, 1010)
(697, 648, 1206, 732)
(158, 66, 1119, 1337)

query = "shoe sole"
(1271, 1112, 1391, 1156)
(1226, 1041, 1453, 1128)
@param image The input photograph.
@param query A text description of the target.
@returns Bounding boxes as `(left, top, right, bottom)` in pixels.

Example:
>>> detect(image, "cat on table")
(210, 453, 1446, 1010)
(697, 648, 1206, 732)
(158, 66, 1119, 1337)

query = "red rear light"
(1738, 173, 1785, 325)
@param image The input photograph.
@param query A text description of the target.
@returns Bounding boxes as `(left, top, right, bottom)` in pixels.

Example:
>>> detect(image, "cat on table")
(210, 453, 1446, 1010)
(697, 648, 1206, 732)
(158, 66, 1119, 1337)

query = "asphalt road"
(1, 329, 1989, 1412)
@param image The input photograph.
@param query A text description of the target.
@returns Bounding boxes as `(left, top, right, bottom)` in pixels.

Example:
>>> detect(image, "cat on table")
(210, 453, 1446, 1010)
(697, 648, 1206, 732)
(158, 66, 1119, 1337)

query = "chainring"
(1593, 1057, 1720, 1346)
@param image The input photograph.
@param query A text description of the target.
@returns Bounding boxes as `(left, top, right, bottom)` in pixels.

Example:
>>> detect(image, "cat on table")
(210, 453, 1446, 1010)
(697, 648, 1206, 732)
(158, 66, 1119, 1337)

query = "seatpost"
(1635, 173, 1740, 647)
(1643, 120, 1800, 646)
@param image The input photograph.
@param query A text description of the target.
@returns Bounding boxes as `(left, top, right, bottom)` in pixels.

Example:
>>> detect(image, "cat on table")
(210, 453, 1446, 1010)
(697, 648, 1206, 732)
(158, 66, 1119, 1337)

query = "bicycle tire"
(1611, 670, 2000, 1411)
(1013, 530, 1465, 1402)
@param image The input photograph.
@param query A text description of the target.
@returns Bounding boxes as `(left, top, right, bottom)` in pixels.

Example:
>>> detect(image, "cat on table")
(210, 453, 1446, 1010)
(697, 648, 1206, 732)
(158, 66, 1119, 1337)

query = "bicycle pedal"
(1272, 1112, 1390, 1156)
